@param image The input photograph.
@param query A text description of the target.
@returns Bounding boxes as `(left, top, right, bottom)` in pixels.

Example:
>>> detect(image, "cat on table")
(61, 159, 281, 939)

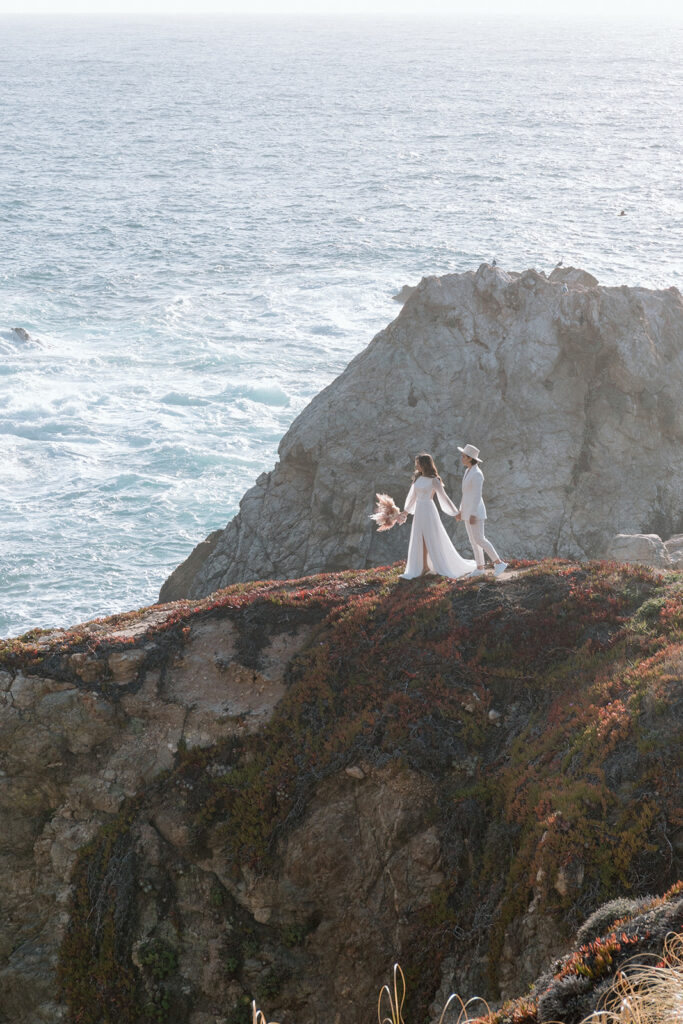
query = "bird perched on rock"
(562, 283, 569, 293)
(492, 258, 497, 266)
(619, 210, 626, 216)
(555, 259, 563, 268)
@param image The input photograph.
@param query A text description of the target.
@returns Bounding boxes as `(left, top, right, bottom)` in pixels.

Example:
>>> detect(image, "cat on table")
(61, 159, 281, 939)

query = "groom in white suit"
(455, 444, 508, 578)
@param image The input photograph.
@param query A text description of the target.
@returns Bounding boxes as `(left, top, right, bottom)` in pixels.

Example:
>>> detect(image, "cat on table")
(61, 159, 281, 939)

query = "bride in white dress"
(399, 454, 476, 580)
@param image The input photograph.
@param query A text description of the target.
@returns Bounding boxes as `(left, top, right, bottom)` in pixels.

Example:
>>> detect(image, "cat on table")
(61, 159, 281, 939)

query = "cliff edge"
(160, 264, 683, 602)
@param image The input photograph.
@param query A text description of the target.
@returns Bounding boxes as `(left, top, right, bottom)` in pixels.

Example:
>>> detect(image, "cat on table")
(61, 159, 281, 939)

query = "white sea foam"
(0, 328, 43, 353)
(161, 392, 212, 407)
(1, 17, 682, 637)
(241, 383, 291, 407)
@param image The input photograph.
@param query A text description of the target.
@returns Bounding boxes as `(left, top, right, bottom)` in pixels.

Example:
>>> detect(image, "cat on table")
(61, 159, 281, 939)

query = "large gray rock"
(665, 534, 683, 568)
(160, 264, 683, 601)
(605, 533, 673, 568)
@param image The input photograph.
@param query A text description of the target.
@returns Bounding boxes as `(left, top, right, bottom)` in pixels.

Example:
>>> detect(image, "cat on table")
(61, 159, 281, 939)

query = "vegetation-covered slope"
(2, 561, 681, 1024)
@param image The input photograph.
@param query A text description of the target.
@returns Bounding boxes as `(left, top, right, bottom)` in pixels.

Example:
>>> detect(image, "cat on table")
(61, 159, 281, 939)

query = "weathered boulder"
(605, 532, 673, 568)
(160, 264, 683, 602)
(665, 533, 683, 568)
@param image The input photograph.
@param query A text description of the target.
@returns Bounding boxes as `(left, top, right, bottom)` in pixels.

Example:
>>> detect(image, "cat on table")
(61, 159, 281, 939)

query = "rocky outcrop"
(0, 589, 327, 1023)
(606, 532, 683, 569)
(161, 530, 223, 609)
(160, 264, 683, 603)
(1, 560, 681, 1023)
(667, 534, 683, 567)
(0, 327, 42, 353)
(392, 284, 417, 303)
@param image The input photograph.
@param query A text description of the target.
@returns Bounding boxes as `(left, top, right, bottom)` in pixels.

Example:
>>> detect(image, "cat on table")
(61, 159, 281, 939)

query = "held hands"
(397, 511, 408, 525)
(455, 512, 462, 521)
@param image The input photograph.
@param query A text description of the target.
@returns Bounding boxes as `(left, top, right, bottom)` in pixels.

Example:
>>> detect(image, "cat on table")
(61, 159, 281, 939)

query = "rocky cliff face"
(160, 264, 683, 603)
(0, 590, 325, 1023)
(1, 561, 681, 1024)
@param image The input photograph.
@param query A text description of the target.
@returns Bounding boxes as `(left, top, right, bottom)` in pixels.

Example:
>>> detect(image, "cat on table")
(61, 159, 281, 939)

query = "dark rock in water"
(0, 326, 42, 351)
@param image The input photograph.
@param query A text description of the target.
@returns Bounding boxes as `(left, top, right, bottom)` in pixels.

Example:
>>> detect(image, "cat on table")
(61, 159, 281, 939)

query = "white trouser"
(465, 518, 500, 567)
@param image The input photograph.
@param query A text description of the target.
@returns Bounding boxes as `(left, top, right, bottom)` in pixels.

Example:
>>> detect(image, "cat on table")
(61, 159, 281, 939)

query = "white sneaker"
(469, 568, 485, 577)
(494, 561, 508, 577)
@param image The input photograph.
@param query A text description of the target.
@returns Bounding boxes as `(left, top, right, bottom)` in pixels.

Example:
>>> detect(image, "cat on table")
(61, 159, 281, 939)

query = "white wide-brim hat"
(457, 443, 482, 463)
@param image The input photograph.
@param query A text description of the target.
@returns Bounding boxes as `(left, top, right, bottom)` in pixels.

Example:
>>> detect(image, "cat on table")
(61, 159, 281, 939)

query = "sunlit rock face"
(161, 264, 683, 602)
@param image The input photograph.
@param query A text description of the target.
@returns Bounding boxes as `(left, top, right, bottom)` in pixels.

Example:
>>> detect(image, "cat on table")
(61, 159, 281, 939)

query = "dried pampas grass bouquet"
(370, 494, 407, 531)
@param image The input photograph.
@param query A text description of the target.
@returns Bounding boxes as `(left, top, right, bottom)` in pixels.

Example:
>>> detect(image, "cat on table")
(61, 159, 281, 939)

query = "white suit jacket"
(460, 465, 487, 520)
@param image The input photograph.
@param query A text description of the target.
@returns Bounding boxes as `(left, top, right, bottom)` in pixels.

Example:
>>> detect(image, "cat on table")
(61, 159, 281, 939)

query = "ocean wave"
(1, 16, 682, 637)
(240, 383, 291, 407)
(160, 391, 211, 407)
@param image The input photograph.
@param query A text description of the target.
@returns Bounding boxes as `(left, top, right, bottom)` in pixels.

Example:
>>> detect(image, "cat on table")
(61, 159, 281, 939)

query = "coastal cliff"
(160, 264, 683, 603)
(1, 560, 681, 1023)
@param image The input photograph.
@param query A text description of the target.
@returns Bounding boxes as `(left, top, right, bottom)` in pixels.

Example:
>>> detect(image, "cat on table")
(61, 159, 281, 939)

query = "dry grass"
(251, 1000, 280, 1024)
(378, 963, 492, 1024)
(436, 993, 495, 1024)
(375, 939, 683, 1024)
(584, 933, 683, 1024)
(378, 963, 407, 1024)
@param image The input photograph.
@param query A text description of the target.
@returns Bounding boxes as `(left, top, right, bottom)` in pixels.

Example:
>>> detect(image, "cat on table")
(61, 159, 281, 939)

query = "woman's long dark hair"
(413, 453, 440, 481)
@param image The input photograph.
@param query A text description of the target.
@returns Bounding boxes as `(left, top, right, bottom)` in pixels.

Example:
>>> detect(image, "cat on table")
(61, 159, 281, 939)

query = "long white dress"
(400, 475, 476, 580)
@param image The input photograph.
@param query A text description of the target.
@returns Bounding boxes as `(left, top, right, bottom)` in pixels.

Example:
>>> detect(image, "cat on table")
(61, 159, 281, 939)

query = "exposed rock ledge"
(0, 584, 325, 1023)
(160, 264, 683, 603)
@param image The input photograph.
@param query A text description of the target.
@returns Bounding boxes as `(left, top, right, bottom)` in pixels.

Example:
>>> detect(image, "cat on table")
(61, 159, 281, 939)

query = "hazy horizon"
(1, 0, 682, 18)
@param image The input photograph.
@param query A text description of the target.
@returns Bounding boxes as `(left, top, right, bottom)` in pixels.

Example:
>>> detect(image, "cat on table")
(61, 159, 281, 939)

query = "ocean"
(1, 16, 681, 637)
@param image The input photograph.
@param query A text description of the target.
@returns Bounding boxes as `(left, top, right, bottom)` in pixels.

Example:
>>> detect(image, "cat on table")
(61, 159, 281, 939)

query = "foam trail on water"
(1, 17, 682, 636)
